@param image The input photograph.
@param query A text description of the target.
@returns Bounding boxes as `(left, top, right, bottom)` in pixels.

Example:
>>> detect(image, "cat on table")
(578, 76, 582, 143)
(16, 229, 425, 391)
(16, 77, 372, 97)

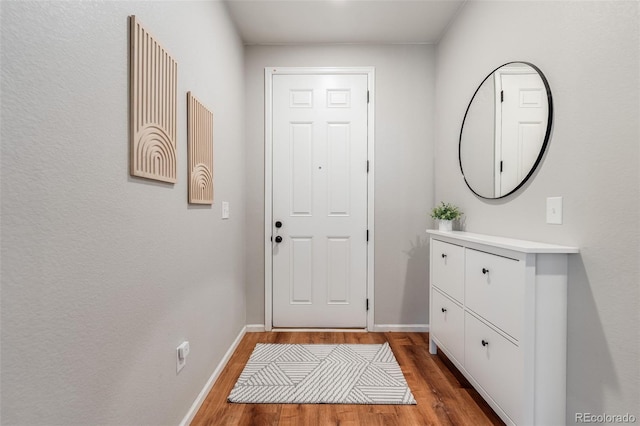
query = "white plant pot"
(438, 220, 453, 232)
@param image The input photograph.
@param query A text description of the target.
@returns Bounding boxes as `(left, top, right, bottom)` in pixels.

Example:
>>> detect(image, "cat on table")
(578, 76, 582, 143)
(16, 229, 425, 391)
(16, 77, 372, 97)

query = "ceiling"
(223, 0, 467, 45)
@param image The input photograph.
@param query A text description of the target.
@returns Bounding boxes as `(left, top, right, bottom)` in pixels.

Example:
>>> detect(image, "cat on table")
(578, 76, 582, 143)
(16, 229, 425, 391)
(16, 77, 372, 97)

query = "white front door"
(497, 71, 548, 196)
(271, 73, 369, 328)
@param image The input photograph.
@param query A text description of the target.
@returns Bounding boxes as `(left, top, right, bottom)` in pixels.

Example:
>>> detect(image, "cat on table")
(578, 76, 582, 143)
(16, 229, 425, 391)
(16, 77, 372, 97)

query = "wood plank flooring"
(191, 332, 504, 426)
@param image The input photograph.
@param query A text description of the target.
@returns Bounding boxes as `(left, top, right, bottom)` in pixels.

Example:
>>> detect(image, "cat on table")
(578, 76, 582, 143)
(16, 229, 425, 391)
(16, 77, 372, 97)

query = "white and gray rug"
(227, 342, 416, 405)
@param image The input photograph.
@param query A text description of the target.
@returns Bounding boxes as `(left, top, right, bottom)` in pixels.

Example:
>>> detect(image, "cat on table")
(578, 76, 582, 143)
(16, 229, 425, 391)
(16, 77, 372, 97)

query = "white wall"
(435, 1, 639, 422)
(245, 45, 435, 327)
(0, 1, 246, 424)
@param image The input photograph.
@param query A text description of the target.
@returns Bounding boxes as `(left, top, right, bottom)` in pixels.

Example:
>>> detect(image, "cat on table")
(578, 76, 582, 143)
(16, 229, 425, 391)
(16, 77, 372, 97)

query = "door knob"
(275, 236, 283, 243)
(275, 221, 283, 228)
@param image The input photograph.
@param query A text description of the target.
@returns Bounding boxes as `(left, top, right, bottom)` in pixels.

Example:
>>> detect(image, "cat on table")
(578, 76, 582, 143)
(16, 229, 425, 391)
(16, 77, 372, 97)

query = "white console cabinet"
(427, 230, 578, 426)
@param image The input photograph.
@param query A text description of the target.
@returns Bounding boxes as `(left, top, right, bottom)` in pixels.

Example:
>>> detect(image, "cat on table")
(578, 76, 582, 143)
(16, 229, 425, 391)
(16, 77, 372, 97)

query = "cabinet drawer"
(431, 240, 464, 302)
(465, 313, 523, 425)
(465, 249, 523, 340)
(431, 288, 464, 364)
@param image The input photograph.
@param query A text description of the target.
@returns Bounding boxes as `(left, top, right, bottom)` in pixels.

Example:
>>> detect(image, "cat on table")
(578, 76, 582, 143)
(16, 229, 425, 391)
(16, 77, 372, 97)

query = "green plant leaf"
(430, 202, 463, 220)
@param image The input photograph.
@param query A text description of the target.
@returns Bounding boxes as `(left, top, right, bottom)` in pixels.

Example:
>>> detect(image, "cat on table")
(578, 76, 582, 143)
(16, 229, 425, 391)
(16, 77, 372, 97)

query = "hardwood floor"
(191, 332, 504, 426)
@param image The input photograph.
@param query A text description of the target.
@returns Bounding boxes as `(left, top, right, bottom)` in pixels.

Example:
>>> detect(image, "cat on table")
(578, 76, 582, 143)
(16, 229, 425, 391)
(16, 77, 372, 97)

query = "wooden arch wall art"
(187, 92, 214, 204)
(129, 15, 177, 183)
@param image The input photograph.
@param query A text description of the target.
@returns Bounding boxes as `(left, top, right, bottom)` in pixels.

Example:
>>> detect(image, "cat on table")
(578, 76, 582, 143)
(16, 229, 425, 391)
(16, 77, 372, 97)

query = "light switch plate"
(222, 201, 230, 219)
(177, 341, 189, 373)
(546, 197, 563, 224)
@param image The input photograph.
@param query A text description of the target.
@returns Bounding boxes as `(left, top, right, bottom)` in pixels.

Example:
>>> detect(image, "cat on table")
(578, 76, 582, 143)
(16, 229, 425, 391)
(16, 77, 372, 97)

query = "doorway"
(264, 67, 375, 330)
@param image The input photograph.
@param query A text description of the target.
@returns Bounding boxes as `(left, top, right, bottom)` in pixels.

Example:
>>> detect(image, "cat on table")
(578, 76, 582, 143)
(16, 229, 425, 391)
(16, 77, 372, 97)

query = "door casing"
(264, 67, 375, 331)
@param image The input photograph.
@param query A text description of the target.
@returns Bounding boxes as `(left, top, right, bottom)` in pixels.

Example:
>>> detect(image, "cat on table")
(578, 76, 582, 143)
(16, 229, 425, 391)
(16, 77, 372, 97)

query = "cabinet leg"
(429, 337, 437, 355)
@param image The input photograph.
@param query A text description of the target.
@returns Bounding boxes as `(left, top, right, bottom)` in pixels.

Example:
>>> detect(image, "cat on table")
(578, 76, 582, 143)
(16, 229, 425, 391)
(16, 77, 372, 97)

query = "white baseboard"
(372, 324, 429, 332)
(246, 324, 429, 333)
(273, 328, 367, 332)
(179, 326, 246, 426)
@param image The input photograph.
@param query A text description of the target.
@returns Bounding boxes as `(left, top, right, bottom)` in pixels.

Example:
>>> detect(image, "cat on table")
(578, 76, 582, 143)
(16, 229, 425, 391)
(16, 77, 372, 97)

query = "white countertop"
(426, 230, 579, 254)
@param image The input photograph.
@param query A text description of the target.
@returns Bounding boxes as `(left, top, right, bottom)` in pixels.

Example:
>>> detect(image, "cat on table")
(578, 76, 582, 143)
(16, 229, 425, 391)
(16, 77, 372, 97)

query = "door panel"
(327, 237, 350, 304)
(465, 312, 523, 424)
(290, 237, 313, 304)
(431, 288, 464, 364)
(430, 240, 465, 303)
(465, 248, 523, 341)
(290, 123, 313, 215)
(272, 74, 368, 328)
(327, 123, 351, 216)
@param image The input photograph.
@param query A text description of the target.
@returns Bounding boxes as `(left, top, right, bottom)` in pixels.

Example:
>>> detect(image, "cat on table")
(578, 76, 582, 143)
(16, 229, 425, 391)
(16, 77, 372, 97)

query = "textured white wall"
(244, 45, 435, 326)
(1, 1, 246, 424)
(434, 1, 639, 422)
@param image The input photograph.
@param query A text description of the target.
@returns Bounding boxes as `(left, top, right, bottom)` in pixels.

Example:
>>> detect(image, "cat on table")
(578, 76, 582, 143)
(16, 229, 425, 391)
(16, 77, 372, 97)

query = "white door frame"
(264, 67, 375, 331)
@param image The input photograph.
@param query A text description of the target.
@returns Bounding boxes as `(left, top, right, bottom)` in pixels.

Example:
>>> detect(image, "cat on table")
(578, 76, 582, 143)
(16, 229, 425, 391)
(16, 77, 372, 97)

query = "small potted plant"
(430, 202, 462, 232)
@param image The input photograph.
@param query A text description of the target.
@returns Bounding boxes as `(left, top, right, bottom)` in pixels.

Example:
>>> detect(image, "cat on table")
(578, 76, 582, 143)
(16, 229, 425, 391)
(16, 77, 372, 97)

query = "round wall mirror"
(459, 62, 553, 199)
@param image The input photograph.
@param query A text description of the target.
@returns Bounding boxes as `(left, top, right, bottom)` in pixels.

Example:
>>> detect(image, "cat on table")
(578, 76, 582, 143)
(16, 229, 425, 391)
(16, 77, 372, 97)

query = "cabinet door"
(465, 248, 523, 340)
(431, 288, 464, 364)
(431, 239, 464, 302)
(465, 313, 523, 425)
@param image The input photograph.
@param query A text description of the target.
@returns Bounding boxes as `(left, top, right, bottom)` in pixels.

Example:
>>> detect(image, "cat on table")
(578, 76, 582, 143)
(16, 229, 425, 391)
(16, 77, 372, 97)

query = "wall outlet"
(546, 197, 563, 224)
(176, 341, 190, 373)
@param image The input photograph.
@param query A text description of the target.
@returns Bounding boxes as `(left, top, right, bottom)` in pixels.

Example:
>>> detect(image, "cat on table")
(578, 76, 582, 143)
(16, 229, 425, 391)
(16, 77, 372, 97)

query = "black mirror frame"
(458, 61, 554, 199)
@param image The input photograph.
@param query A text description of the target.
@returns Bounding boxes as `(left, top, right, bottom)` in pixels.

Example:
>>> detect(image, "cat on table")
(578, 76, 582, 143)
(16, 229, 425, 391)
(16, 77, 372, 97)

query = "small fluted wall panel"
(129, 16, 177, 183)
(187, 92, 214, 204)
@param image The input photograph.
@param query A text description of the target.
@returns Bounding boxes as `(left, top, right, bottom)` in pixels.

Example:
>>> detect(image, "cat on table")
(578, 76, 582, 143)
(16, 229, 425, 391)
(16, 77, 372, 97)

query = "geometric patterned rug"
(227, 343, 416, 405)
